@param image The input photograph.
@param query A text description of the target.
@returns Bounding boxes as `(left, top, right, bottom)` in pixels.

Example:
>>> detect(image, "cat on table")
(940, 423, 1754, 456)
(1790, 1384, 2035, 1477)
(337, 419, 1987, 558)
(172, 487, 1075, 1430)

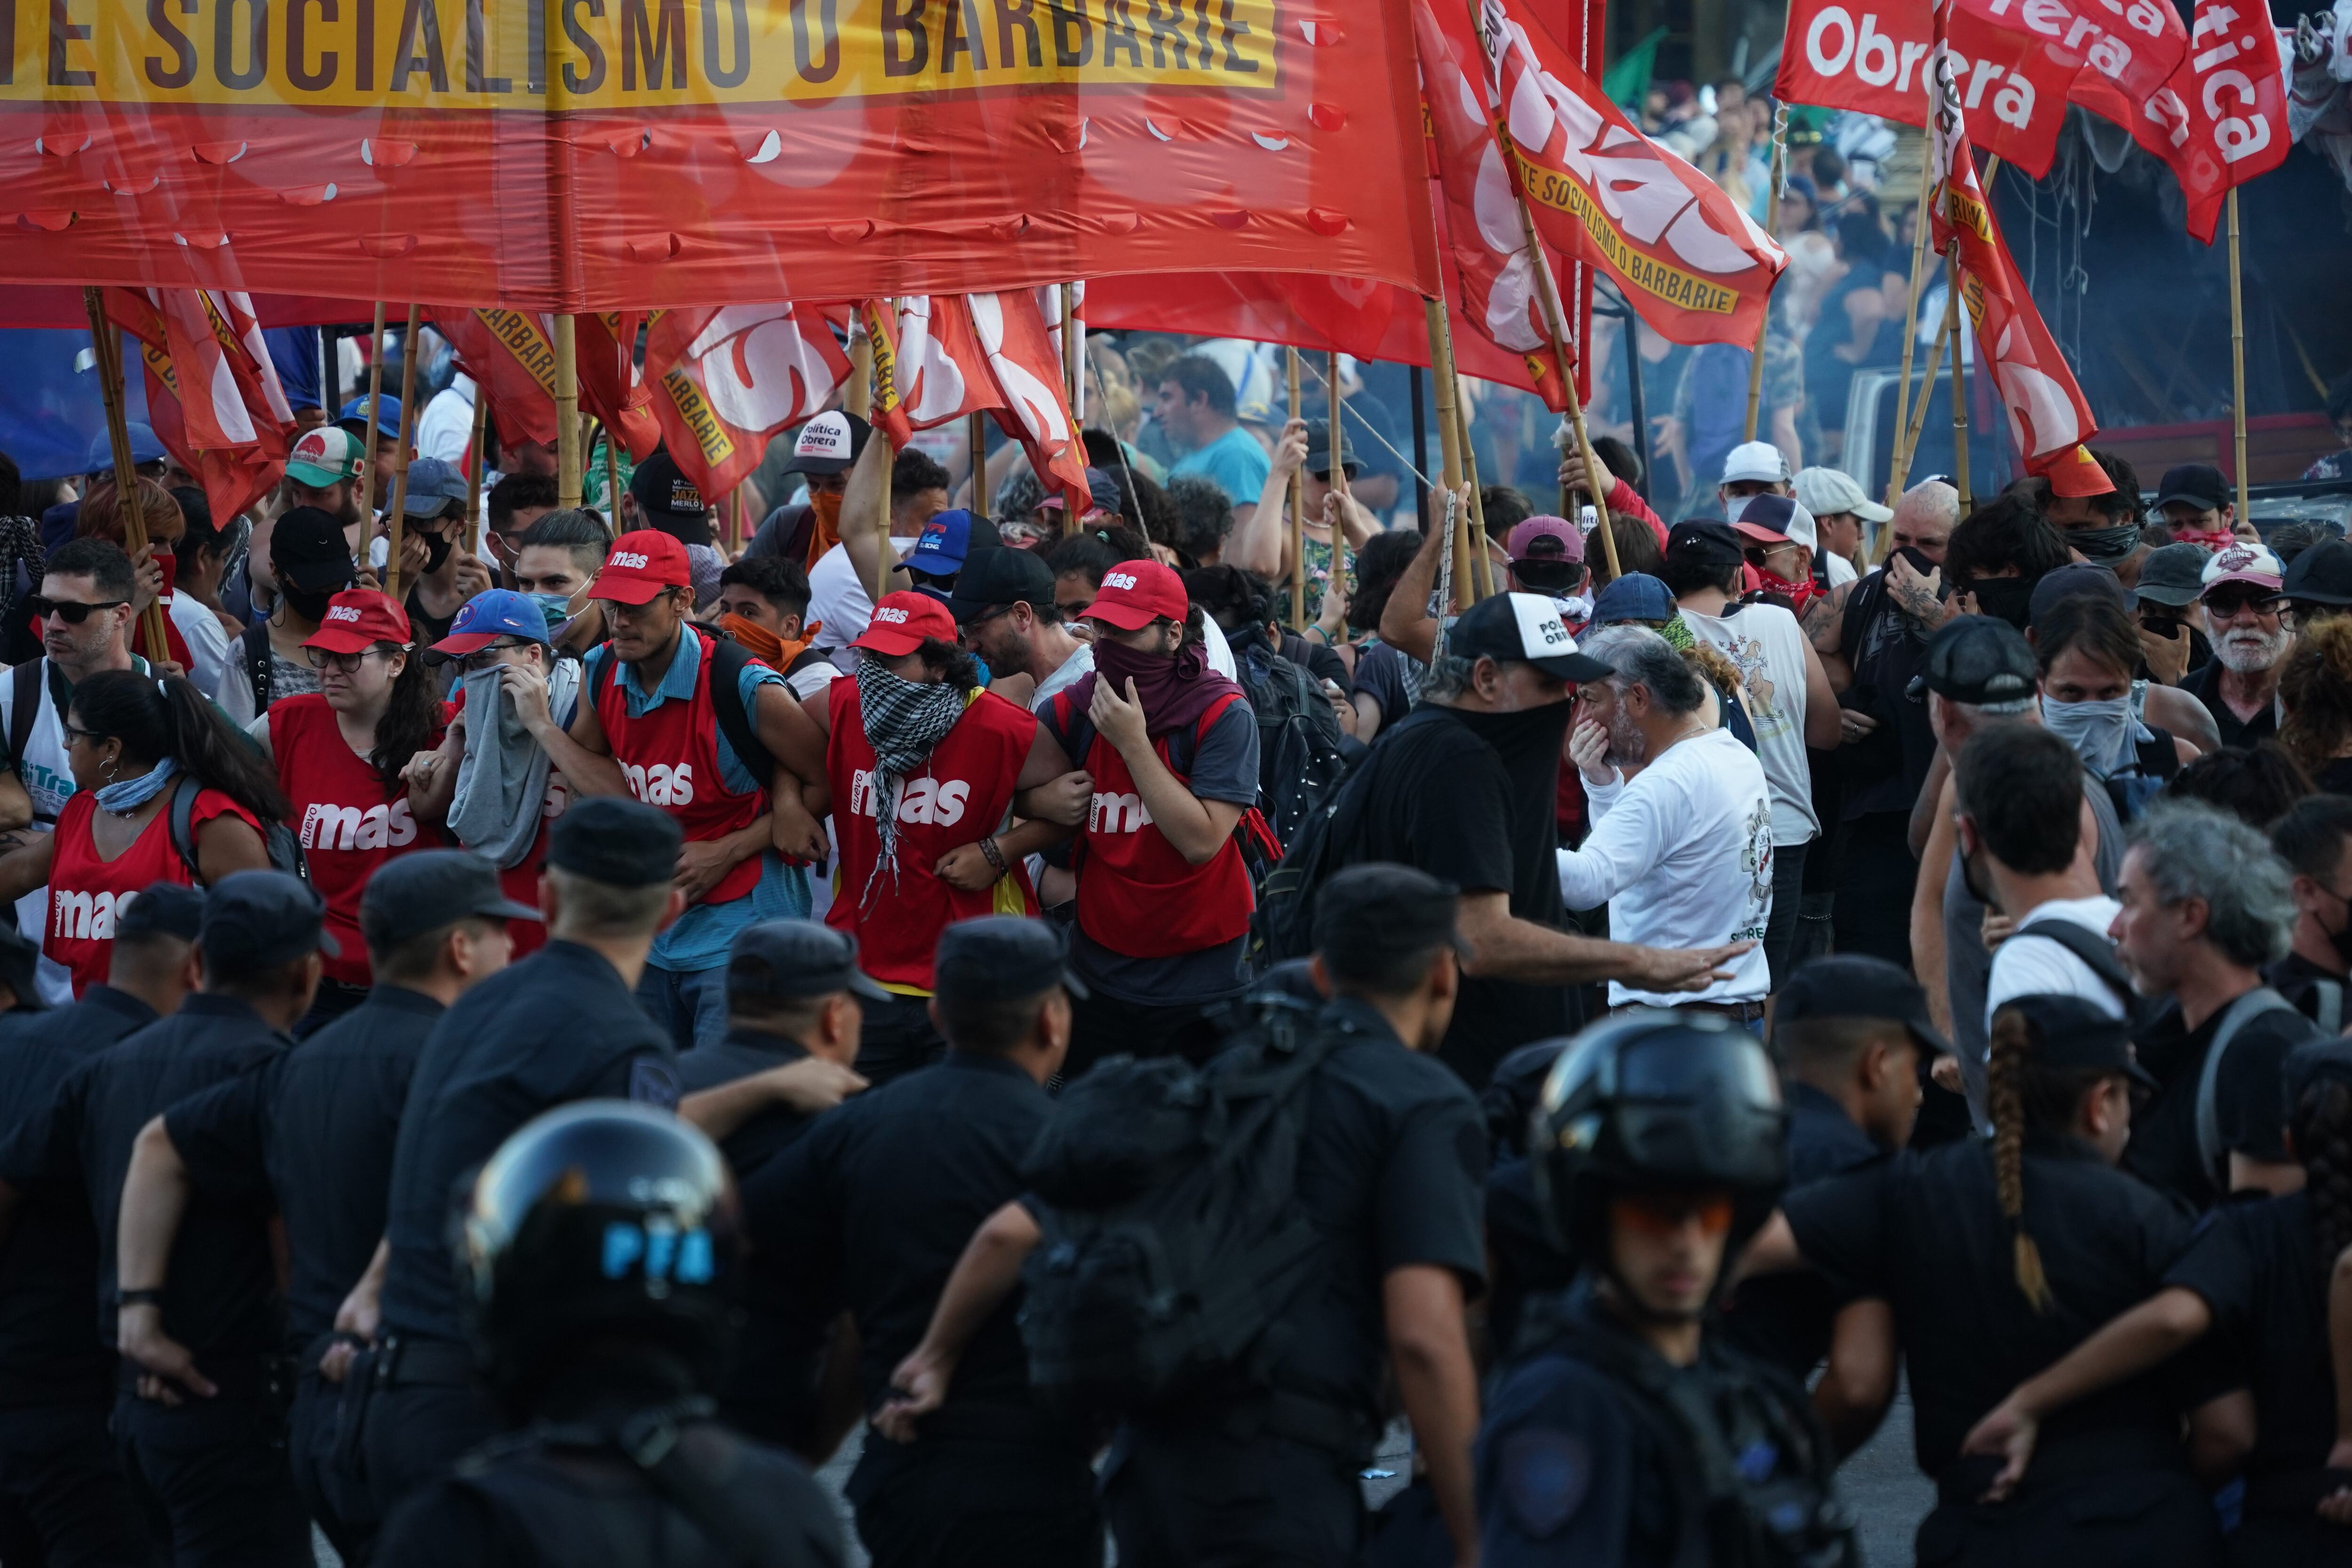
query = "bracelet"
(116, 1287, 165, 1309)
(977, 836, 1008, 876)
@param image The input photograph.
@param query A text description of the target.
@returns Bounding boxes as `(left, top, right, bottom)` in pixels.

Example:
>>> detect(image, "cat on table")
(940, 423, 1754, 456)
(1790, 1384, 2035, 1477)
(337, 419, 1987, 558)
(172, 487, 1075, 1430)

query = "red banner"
(429, 309, 563, 451)
(1476, 0, 1783, 347)
(969, 292, 1092, 496)
(575, 313, 664, 462)
(0, 0, 1442, 311)
(643, 303, 850, 500)
(1953, 0, 2188, 126)
(2130, 0, 2291, 242)
(103, 287, 291, 525)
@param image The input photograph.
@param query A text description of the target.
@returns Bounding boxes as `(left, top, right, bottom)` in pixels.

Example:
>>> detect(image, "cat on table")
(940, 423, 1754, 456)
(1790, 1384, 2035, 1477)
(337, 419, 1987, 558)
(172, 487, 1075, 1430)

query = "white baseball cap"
(1793, 465, 1893, 524)
(1721, 440, 1790, 486)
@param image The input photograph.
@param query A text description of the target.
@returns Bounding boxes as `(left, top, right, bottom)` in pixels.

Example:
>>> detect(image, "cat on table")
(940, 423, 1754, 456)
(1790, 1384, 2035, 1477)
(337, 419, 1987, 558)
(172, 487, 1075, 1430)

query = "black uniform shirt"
(167, 985, 444, 1345)
(1718, 1082, 1883, 1379)
(1785, 1132, 2206, 1478)
(1271, 996, 1488, 1425)
(742, 1050, 1048, 1412)
(379, 941, 679, 1344)
(0, 993, 287, 1363)
(2163, 1190, 2330, 1482)
(675, 1028, 814, 1178)
(0, 987, 157, 1405)
(2126, 995, 2318, 1210)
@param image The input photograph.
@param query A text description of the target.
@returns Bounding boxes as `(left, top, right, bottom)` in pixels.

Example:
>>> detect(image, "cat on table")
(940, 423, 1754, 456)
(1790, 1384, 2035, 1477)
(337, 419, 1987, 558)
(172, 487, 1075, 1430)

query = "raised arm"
(1228, 419, 1308, 580)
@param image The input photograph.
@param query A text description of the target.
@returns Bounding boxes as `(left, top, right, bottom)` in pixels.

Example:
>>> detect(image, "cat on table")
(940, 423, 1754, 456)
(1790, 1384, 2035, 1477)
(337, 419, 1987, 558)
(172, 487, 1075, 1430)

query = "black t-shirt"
(1836, 569, 1939, 819)
(0, 987, 157, 1405)
(2181, 659, 2279, 749)
(379, 941, 680, 1343)
(0, 994, 288, 1364)
(676, 1029, 817, 1178)
(1253, 998, 1487, 1426)
(1717, 1083, 1883, 1379)
(2163, 1189, 2330, 1483)
(2124, 995, 2318, 1211)
(740, 1051, 1053, 1415)
(1784, 1132, 2209, 1477)
(1350, 642, 1418, 727)
(166, 985, 442, 1345)
(1343, 702, 1577, 1085)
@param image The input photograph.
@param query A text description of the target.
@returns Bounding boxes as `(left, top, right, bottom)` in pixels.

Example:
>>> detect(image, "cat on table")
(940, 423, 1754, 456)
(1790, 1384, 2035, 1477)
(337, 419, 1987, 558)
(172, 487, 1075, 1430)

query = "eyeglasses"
(2203, 592, 2287, 622)
(454, 639, 534, 672)
(27, 597, 125, 624)
(59, 721, 104, 747)
(304, 645, 396, 673)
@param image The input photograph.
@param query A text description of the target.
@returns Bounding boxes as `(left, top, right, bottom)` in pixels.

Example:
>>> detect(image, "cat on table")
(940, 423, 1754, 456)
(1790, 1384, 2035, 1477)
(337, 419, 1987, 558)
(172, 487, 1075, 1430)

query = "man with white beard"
(2180, 543, 2294, 749)
(1555, 625, 1777, 1018)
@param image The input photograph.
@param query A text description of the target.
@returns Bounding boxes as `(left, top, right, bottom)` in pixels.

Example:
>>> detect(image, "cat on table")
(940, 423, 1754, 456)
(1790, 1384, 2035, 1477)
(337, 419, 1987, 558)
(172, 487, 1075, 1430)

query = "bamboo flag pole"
(552, 317, 581, 508)
(1460, 409, 1496, 601)
(80, 289, 171, 661)
(1423, 298, 1474, 611)
(1514, 199, 1621, 583)
(1743, 108, 1788, 444)
(968, 413, 988, 521)
(462, 388, 488, 556)
(603, 429, 622, 522)
(870, 310, 892, 605)
(1947, 251, 1970, 515)
(358, 302, 387, 520)
(2228, 188, 2249, 522)
(1288, 349, 1305, 629)
(382, 304, 423, 600)
(1327, 350, 1351, 609)
(1886, 156, 1937, 511)
(1060, 284, 1080, 417)
(1896, 302, 1954, 494)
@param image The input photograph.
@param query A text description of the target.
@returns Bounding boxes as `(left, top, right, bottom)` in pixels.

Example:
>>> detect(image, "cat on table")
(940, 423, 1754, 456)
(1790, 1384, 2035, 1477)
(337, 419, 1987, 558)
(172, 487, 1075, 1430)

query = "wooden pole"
(968, 412, 988, 521)
(80, 289, 171, 660)
(1895, 303, 1953, 494)
(603, 429, 622, 523)
(552, 316, 580, 508)
(1423, 298, 1473, 612)
(381, 303, 423, 601)
(1060, 284, 1080, 420)
(1460, 407, 1495, 601)
(2228, 188, 2249, 522)
(1513, 194, 1621, 583)
(462, 387, 488, 556)
(1327, 349, 1351, 611)
(1743, 115, 1787, 444)
(1947, 250, 1970, 516)
(358, 301, 386, 520)
(1886, 155, 1937, 510)
(1288, 349, 1305, 629)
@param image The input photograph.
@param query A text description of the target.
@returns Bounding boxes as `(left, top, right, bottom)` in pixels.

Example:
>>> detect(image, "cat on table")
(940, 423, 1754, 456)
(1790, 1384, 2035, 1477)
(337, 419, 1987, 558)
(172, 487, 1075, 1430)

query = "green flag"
(1603, 27, 1669, 111)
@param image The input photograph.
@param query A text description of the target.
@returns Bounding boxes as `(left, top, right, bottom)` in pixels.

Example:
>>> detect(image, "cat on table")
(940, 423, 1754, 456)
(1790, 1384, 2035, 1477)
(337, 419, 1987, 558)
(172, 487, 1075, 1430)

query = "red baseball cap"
(1077, 559, 1187, 631)
(852, 591, 959, 657)
(302, 589, 413, 654)
(592, 529, 693, 605)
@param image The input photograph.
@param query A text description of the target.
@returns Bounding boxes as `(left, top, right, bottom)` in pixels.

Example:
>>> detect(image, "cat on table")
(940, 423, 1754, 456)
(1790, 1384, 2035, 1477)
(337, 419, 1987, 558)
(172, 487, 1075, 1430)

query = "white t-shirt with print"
(1560, 727, 1777, 1007)
(0, 660, 104, 1004)
(1677, 599, 1820, 846)
(1985, 895, 2129, 1035)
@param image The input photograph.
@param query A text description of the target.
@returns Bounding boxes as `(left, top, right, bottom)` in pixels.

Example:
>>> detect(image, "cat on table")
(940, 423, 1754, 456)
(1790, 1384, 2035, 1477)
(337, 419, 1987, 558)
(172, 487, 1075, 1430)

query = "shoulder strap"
(2196, 987, 2303, 1189)
(242, 623, 272, 712)
(703, 635, 776, 788)
(2133, 726, 2181, 782)
(2012, 919, 2139, 1017)
(2319, 980, 2344, 1038)
(166, 774, 205, 883)
(7, 658, 40, 770)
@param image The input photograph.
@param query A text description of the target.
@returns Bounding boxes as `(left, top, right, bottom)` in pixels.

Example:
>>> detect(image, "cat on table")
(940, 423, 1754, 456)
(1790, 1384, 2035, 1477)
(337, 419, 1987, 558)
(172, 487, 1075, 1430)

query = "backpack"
(2193, 987, 2307, 1191)
(2099, 726, 2181, 825)
(1017, 994, 1349, 1425)
(164, 774, 311, 886)
(589, 633, 776, 788)
(2006, 918, 2148, 1029)
(1232, 638, 1351, 852)
(240, 622, 276, 716)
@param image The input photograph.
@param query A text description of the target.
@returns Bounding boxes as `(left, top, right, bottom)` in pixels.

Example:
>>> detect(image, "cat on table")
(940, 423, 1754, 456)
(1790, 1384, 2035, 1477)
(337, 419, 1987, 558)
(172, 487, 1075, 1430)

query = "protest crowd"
(6, 0, 2352, 1560)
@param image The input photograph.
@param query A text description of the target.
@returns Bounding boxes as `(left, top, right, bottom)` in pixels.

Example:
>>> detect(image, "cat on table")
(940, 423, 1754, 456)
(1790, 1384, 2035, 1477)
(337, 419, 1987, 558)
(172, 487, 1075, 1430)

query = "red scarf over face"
(1070, 635, 1248, 738)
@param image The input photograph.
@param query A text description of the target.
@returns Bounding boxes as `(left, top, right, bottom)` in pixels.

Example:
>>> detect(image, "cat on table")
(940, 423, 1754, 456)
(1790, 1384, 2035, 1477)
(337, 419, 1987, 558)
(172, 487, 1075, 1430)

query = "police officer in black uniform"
(117, 851, 539, 1563)
(21, 873, 334, 1567)
(1478, 1008, 1858, 1567)
(675, 918, 881, 1455)
(373, 1101, 845, 1568)
(741, 915, 1098, 1568)
(1743, 994, 2230, 1568)
(0, 898, 194, 1568)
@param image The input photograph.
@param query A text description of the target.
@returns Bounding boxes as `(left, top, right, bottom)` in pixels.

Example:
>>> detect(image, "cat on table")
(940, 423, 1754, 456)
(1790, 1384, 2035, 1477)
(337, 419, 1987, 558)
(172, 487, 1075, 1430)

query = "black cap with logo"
(1911, 615, 2039, 707)
(628, 449, 712, 549)
(1447, 591, 1613, 683)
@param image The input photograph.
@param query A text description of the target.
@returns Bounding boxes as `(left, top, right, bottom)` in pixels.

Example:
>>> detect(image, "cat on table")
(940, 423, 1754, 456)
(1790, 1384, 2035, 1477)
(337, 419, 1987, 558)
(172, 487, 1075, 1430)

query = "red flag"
(967, 293, 1090, 498)
(1476, 0, 1785, 347)
(103, 288, 289, 525)
(1414, 0, 1575, 411)
(1928, 35, 2109, 492)
(860, 296, 1003, 453)
(643, 305, 850, 502)
(575, 313, 664, 463)
(429, 310, 564, 453)
(2130, 0, 2290, 242)
(1952, 0, 2188, 126)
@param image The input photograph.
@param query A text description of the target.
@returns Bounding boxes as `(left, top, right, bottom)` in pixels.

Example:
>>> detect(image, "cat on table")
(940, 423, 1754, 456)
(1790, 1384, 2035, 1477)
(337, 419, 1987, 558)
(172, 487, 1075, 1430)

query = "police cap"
(933, 916, 1087, 1003)
(1996, 993, 2156, 1090)
(361, 850, 543, 950)
(201, 871, 341, 972)
(1773, 954, 1951, 1058)
(728, 920, 891, 1003)
(547, 796, 681, 888)
(116, 884, 204, 945)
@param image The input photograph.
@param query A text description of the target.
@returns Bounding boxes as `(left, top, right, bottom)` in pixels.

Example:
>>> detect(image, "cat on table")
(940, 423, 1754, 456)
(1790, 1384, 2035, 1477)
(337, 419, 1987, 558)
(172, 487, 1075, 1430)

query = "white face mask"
(2041, 694, 2136, 774)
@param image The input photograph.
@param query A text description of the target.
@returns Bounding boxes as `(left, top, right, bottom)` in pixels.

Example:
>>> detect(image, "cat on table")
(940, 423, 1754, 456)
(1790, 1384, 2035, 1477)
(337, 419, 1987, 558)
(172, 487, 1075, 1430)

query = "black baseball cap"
(547, 797, 682, 889)
(2133, 543, 2211, 608)
(1911, 615, 2038, 707)
(1665, 519, 1746, 571)
(0, 927, 44, 1011)
(1447, 591, 1613, 682)
(360, 850, 542, 950)
(270, 506, 360, 593)
(117, 884, 206, 944)
(949, 546, 1057, 626)
(1773, 954, 1950, 1057)
(2284, 539, 2352, 608)
(932, 916, 1088, 1003)
(1311, 864, 1466, 969)
(2028, 562, 2133, 629)
(628, 449, 712, 549)
(1303, 418, 1361, 480)
(780, 411, 870, 478)
(201, 870, 341, 970)
(727, 920, 891, 1003)
(1997, 993, 2156, 1090)
(2153, 463, 2228, 513)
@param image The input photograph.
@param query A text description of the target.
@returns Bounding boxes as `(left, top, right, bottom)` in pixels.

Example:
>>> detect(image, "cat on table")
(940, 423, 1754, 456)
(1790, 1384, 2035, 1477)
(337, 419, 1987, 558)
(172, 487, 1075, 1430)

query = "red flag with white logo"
(103, 287, 290, 525)
(429, 310, 564, 454)
(2130, 0, 2290, 242)
(1474, 0, 1785, 347)
(643, 304, 850, 502)
(1950, 0, 2189, 128)
(860, 296, 1003, 453)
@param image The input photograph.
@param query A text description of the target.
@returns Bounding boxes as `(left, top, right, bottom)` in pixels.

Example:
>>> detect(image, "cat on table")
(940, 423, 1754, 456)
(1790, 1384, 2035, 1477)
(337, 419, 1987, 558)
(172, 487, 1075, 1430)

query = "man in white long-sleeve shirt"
(1558, 625, 1776, 1018)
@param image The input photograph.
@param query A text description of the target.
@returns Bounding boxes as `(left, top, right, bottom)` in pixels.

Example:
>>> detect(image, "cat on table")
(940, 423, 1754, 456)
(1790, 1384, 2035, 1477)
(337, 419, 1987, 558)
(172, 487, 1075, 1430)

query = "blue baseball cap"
(338, 393, 403, 434)
(1590, 572, 1677, 626)
(84, 423, 166, 471)
(429, 589, 553, 658)
(895, 509, 1002, 579)
(399, 456, 470, 517)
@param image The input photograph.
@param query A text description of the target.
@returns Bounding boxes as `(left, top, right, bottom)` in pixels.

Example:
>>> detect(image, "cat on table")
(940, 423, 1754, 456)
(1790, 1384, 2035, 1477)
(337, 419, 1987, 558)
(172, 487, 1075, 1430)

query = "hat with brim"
(1449, 591, 1613, 682)
(2132, 544, 2210, 608)
(852, 591, 959, 657)
(591, 531, 693, 606)
(780, 411, 869, 478)
(1078, 560, 1188, 632)
(303, 589, 413, 655)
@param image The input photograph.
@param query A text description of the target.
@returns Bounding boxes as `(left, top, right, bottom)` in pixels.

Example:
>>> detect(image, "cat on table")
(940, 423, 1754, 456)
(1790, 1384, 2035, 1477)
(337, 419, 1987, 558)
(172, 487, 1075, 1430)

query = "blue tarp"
(0, 330, 151, 483)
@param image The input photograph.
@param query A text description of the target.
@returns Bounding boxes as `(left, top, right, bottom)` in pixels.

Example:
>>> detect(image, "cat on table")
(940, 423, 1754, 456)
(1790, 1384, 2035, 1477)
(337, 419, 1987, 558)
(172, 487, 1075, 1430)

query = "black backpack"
(1017, 995, 1345, 1421)
(164, 774, 311, 886)
(1232, 638, 1351, 852)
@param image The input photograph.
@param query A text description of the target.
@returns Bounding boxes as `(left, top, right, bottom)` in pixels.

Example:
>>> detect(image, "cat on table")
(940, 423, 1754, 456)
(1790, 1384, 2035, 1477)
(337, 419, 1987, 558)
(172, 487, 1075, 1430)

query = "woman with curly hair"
(2280, 615, 2352, 795)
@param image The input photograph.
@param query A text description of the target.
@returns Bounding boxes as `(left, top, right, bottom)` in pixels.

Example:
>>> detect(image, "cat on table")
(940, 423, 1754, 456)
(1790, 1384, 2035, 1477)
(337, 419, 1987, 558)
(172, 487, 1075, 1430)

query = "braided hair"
(1986, 1005, 2054, 1313)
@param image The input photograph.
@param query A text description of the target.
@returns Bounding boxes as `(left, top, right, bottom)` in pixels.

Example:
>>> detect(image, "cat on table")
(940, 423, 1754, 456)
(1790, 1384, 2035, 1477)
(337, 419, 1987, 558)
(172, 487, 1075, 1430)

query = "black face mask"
(1449, 698, 1578, 769)
(420, 531, 454, 575)
(280, 584, 336, 622)
(1963, 576, 2035, 629)
(2067, 523, 2142, 564)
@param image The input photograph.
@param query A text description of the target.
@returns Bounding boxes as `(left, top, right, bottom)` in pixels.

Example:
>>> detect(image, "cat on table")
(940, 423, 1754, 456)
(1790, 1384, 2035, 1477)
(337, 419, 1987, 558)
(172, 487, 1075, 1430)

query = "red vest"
(1063, 691, 1255, 959)
(825, 682, 1038, 990)
(590, 636, 767, 907)
(272, 694, 444, 985)
(45, 787, 258, 997)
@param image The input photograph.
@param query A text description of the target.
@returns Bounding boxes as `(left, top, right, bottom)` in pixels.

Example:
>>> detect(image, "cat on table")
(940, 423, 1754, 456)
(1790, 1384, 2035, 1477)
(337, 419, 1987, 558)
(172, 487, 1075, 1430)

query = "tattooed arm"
(1804, 579, 1854, 692)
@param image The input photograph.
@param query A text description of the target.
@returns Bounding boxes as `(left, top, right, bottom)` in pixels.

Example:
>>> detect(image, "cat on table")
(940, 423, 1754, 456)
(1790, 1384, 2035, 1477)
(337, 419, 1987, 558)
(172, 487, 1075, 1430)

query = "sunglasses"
(1615, 1192, 1735, 1240)
(305, 646, 396, 673)
(27, 597, 126, 624)
(2204, 592, 2287, 621)
(1511, 559, 1584, 592)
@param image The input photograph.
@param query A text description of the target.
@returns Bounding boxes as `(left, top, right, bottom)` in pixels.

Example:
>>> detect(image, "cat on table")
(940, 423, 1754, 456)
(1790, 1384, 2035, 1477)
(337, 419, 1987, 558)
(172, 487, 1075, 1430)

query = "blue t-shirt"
(1169, 424, 1271, 511)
